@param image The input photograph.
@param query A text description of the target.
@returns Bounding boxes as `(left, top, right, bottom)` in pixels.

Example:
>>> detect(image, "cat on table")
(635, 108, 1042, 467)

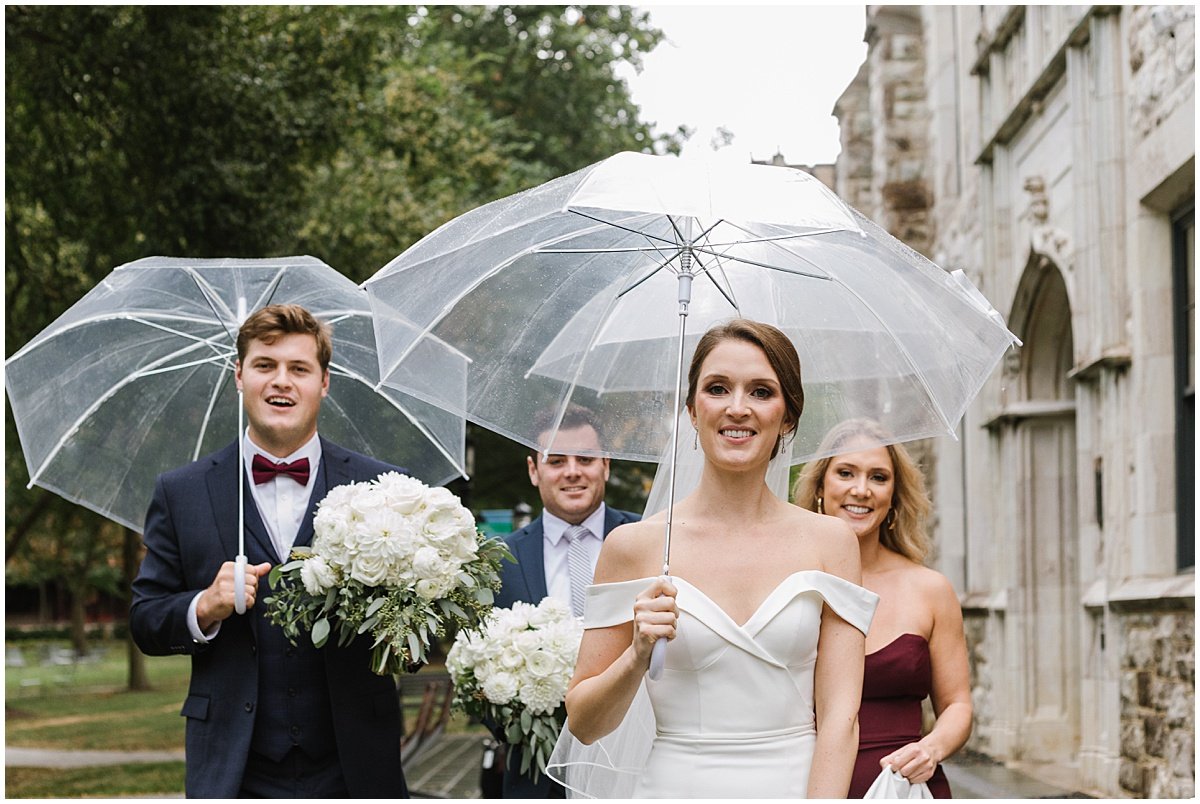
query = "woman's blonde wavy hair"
(793, 418, 932, 564)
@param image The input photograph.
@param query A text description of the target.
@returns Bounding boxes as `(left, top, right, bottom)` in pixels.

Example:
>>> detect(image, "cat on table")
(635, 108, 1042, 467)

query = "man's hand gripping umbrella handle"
(233, 555, 248, 615)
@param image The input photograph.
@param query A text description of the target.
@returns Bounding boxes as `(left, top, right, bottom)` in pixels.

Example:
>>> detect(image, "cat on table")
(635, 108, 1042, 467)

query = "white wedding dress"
(551, 570, 877, 798)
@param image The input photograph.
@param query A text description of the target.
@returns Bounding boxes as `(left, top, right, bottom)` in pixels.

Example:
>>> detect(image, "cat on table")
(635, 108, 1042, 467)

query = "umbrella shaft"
(661, 269, 695, 575)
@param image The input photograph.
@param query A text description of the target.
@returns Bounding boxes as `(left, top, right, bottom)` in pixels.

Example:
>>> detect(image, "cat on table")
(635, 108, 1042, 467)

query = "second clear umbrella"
(365, 151, 1018, 670)
(7, 255, 468, 611)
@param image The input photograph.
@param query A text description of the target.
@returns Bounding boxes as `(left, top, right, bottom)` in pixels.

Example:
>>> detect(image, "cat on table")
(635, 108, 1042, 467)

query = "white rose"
(537, 597, 571, 621)
(414, 578, 443, 600)
(449, 533, 480, 563)
(424, 502, 477, 548)
(300, 555, 337, 595)
(511, 629, 545, 659)
(320, 483, 361, 510)
(480, 670, 520, 705)
(498, 649, 525, 671)
(349, 485, 388, 518)
(446, 640, 467, 677)
(376, 472, 429, 515)
(524, 648, 560, 679)
(503, 604, 533, 630)
(412, 546, 452, 581)
(349, 551, 390, 586)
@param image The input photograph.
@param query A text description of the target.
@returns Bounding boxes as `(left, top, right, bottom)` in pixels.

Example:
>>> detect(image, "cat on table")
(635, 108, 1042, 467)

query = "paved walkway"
(6, 746, 185, 768)
(7, 740, 1092, 799)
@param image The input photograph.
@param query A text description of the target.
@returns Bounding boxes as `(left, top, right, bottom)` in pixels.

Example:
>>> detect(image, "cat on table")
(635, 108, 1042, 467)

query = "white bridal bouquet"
(447, 597, 584, 781)
(265, 472, 509, 675)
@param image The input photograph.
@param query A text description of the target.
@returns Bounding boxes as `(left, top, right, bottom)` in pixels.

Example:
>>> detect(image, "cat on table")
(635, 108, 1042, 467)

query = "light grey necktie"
(562, 525, 593, 618)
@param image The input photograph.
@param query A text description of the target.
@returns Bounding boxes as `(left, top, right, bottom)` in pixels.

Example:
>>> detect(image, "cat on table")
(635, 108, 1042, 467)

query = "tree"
(6, 4, 676, 684)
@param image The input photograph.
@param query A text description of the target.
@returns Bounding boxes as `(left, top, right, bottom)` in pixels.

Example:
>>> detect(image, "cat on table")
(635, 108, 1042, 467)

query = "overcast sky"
(618, 4, 868, 166)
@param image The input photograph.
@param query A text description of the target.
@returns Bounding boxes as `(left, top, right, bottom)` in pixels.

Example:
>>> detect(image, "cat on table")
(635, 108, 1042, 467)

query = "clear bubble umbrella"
(6, 255, 468, 611)
(364, 151, 1018, 673)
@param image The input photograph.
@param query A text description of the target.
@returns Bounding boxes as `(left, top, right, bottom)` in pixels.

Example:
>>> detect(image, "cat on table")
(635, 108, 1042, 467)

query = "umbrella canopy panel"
(366, 152, 1017, 464)
(6, 256, 467, 533)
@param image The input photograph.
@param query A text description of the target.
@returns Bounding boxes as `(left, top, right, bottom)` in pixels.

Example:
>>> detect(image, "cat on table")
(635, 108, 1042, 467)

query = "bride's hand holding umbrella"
(632, 577, 679, 666)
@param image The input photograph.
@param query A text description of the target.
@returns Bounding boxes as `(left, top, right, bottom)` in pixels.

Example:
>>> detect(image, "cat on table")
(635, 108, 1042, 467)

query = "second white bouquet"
(447, 597, 584, 781)
(265, 471, 509, 675)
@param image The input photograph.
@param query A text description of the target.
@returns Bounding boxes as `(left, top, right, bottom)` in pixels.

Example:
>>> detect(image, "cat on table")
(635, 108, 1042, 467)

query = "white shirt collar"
(242, 430, 322, 470)
(543, 504, 606, 546)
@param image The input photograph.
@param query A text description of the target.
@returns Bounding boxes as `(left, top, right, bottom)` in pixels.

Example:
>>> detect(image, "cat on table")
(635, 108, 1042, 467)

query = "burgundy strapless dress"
(849, 633, 952, 798)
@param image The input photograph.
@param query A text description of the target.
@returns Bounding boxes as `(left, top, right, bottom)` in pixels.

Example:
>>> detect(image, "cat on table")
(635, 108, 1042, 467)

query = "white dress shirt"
(187, 431, 322, 643)
(541, 505, 606, 608)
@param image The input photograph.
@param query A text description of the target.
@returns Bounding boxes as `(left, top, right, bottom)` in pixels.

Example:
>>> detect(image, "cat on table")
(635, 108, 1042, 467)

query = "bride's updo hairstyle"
(685, 319, 803, 459)
(793, 418, 932, 564)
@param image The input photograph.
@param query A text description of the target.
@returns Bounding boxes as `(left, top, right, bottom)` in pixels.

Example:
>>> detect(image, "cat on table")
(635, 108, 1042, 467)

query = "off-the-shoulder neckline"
(594, 570, 867, 629)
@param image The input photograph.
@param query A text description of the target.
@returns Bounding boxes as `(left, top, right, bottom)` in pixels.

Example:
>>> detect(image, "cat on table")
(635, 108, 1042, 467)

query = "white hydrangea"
(448, 596, 584, 712)
(518, 678, 566, 715)
(480, 670, 521, 704)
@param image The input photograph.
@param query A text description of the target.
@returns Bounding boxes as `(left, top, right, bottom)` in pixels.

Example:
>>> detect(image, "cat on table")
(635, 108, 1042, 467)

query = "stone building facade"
(833, 6, 1194, 798)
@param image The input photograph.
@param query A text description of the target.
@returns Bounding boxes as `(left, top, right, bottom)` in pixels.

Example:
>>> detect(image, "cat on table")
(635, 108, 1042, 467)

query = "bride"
(550, 319, 878, 798)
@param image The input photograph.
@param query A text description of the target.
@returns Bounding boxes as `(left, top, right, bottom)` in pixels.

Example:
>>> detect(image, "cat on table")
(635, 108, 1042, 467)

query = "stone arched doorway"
(1007, 257, 1081, 763)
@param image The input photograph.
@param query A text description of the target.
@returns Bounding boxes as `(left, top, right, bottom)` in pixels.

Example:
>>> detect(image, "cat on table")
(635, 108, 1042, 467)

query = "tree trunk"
(68, 588, 87, 657)
(127, 634, 150, 690)
(124, 526, 151, 690)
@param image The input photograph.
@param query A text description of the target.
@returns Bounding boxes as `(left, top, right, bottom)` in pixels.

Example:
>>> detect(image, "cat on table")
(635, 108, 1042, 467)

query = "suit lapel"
(602, 506, 629, 537)
(206, 442, 276, 564)
(294, 449, 331, 549)
(516, 519, 549, 603)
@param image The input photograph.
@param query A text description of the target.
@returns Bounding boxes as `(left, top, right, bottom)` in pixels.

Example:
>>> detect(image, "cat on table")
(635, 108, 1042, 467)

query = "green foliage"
(265, 533, 511, 675)
(5, 5, 679, 629)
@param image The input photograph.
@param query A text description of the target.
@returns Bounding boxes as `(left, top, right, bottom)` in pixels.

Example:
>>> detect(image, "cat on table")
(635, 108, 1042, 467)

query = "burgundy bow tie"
(251, 454, 310, 486)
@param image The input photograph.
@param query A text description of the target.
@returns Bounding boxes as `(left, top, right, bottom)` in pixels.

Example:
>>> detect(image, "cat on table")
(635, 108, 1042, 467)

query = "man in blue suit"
(131, 304, 408, 798)
(493, 405, 640, 798)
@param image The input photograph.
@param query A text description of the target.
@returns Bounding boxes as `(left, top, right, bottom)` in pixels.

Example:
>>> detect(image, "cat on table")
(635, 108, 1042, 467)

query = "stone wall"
(961, 609, 997, 755)
(1127, 5, 1196, 139)
(1117, 606, 1195, 798)
(864, 5, 933, 257)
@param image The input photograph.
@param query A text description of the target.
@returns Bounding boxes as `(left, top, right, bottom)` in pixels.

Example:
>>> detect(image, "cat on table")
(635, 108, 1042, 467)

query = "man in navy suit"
(493, 405, 640, 798)
(131, 304, 408, 798)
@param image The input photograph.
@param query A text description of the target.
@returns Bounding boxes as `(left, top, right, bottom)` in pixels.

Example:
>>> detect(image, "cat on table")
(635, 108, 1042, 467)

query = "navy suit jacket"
(493, 506, 640, 797)
(130, 438, 408, 798)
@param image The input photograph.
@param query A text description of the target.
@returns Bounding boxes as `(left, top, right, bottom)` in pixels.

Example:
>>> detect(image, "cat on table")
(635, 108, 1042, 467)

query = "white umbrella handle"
(648, 637, 667, 679)
(233, 555, 247, 615)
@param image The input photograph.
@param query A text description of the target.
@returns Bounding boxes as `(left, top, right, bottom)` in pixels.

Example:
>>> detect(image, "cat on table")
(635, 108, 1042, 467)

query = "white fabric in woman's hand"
(863, 767, 934, 799)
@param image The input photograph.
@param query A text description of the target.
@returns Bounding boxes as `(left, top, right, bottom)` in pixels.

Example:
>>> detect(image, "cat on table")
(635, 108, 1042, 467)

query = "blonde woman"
(795, 419, 972, 797)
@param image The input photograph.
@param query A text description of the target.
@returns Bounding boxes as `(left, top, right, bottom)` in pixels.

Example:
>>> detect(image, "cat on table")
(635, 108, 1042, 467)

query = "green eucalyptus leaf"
(312, 618, 330, 647)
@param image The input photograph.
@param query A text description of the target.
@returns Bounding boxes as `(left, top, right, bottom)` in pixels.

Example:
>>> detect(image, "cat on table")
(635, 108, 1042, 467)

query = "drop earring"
(816, 494, 824, 514)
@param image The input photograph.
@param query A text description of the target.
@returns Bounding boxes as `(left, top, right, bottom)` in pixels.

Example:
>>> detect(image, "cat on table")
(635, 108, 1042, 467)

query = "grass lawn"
(6, 640, 190, 751)
(5, 639, 191, 797)
(4, 639, 485, 797)
(6, 763, 186, 798)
